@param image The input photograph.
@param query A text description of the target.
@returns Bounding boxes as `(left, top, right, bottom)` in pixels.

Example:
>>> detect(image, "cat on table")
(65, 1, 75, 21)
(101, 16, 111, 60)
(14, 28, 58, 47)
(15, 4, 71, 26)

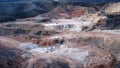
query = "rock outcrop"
(0, 1, 120, 68)
(0, 36, 116, 68)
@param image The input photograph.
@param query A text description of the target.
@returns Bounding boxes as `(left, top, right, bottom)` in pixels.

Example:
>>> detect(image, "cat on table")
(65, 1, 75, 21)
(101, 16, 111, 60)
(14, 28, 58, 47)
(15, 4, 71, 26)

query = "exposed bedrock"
(0, 1, 114, 22)
(38, 32, 120, 65)
(0, 1, 120, 68)
(0, 1, 119, 22)
(0, 36, 116, 68)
